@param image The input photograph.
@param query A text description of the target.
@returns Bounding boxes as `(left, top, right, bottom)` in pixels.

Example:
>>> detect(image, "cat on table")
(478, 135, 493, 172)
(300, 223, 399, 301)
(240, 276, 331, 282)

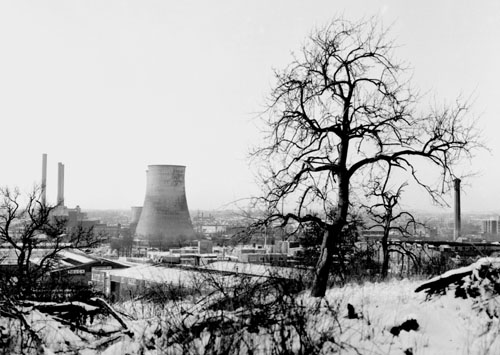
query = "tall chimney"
(41, 153, 47, 205)
(454, 178, 461, 241)
(135, 165, 195, 248)
(57, 162, 65, 206)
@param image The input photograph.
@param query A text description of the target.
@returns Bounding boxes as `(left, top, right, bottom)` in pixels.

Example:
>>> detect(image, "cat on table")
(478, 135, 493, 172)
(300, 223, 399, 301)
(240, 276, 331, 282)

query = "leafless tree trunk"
(253, 17, 482, 297)
(364, 167, 420, 278)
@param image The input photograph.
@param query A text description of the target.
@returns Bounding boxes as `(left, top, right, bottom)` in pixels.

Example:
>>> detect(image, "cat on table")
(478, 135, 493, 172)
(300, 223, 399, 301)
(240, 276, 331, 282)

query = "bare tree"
(0, 187, 99, 299)
(253, 17, 481, 297)
(364, 171, 419, 278)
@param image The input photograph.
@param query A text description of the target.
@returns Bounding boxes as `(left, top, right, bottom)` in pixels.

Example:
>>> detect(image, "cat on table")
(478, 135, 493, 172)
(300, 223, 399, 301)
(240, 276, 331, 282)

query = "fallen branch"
(90, 297, 134, 337)
(415, 268, 473, 294)
(51, 315, 123, 337)
(415, 258, 500, 295)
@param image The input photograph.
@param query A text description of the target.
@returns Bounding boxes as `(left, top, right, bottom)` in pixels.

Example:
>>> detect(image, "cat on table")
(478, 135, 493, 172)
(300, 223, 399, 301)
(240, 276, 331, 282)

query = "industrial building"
(47, 249, 130, 286)
(92, 259, 303, 301)
(0, 248, 130, 298)
(92, 264, 234, 301)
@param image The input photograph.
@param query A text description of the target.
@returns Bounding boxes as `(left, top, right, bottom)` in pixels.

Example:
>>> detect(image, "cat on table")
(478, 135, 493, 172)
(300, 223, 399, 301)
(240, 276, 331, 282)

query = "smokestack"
(454, 178, 461, 241)
(57, 162, 65, 206)
(41, 153, 47, 205)
(135, 165, 195, 248)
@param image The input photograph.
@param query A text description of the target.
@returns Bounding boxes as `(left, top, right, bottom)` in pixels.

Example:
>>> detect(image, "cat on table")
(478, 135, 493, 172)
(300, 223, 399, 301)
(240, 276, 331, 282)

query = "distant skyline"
(1, 1, 499, 212)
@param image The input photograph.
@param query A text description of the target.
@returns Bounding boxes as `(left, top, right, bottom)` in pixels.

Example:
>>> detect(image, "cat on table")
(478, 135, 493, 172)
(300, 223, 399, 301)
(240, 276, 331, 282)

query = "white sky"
(0, 1, 499, 212)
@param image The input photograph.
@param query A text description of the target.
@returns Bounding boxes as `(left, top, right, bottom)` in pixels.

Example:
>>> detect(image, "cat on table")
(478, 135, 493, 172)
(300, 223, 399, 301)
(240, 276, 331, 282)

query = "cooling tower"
(129, 206, 143, 236)
(135, 165, 195, 247)
(130, 206, 143, 225)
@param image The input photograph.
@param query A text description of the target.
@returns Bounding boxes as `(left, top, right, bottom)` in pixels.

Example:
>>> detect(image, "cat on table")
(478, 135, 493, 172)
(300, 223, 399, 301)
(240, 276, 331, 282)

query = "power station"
(39, 155, 195, 248)
(36, 154, 471, 250)
(135, 165, 195, 248)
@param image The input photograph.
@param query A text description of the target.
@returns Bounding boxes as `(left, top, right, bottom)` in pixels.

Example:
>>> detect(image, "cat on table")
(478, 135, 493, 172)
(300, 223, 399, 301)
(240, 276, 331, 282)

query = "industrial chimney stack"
(41, 153, 47, 205)
(454, 178, 461, 241)
(57, 162, 65, 206)
(135, 165, 195, 247)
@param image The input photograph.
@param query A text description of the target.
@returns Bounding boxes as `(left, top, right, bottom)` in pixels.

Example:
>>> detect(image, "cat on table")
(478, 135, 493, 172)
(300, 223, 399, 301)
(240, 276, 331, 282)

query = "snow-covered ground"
(101, 277, 500, 354)
(4, 263, 500, 354)
(302, 279, 500, 355)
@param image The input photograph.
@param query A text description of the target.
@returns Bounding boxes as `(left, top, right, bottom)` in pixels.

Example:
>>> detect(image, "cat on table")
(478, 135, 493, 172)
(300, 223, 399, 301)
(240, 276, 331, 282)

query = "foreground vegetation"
(3, 259, 500, 355)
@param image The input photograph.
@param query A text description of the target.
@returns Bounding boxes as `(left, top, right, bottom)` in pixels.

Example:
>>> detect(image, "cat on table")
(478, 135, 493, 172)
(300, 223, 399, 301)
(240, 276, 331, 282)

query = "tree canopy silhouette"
(0, 187, 100, 299)
(253, 17, 481, 297)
